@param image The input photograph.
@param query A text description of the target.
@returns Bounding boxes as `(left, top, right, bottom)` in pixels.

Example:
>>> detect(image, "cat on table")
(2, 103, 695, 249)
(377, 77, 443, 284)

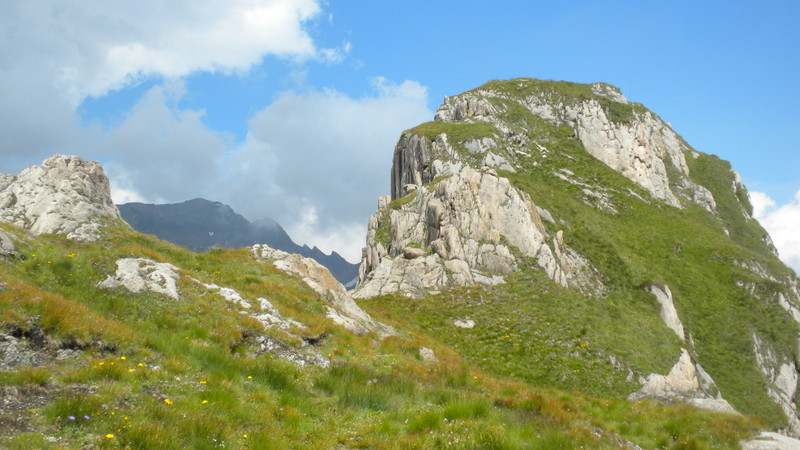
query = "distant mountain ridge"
(118, 198, 358, 286)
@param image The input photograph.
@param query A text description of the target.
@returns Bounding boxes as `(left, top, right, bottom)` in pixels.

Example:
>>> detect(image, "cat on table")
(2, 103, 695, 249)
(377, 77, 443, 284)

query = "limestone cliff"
(0, 154, 122, 241)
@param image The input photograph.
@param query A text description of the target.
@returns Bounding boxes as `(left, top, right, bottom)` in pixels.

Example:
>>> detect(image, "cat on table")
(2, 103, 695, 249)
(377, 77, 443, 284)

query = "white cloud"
(285, 205, 367, 261)
(1, 0, 324, 103)
(751, 190, 800, 275)
(0, 0, 327, 170)
(0, 2, 430, 262)
(232, 78, 431, 261)
(88, 82, 231, 204)
(79, 77, 430, 262)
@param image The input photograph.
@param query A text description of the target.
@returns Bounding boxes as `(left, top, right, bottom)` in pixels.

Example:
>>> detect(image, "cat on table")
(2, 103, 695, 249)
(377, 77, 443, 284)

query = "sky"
(0, 1, 798, 272)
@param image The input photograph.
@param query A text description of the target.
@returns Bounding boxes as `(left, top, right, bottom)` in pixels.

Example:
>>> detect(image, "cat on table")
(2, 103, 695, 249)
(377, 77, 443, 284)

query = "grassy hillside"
(370, 78, 800, 430)
(0, 223, 763, 448)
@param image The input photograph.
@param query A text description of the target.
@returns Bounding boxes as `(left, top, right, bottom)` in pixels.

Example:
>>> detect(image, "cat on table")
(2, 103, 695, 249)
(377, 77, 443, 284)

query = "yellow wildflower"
(164, 399, 173, 405)
(106, 434, 115, 439)
(201, 400, 208, 404)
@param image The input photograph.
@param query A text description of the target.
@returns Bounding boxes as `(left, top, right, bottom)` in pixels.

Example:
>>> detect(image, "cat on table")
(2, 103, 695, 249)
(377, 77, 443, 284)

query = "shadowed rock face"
(0, 154, 121, 241)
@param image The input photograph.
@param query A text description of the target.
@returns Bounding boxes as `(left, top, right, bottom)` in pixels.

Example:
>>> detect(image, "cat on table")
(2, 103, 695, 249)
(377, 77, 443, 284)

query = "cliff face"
(355, 78, 800, 435)
(0, 154, 122, 241)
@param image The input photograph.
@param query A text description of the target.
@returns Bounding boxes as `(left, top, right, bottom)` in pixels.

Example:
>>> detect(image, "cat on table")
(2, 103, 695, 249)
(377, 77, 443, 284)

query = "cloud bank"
(750, 190, 800, 274)
(0, 0, 431, 263)
(0, 0, 326, 165)
(100, 78, 431, 261)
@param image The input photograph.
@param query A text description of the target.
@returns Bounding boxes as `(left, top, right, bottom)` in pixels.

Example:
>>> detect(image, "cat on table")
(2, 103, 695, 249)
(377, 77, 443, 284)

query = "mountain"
(117, 198, 358, 286)
(355, 79, 800, 437)
(2, 74, 800, 448)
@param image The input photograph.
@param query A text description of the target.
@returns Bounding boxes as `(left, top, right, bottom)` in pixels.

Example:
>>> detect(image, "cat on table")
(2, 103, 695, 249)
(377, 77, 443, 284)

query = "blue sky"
(1, 0, 798, 268)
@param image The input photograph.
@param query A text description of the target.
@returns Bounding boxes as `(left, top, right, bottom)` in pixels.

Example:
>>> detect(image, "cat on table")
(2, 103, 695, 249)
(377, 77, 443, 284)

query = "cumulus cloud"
(2, 1, 324, 102)
(751, 190, 800, 275)
(89, 82, 231, 204)
(85, 78, 430, 262)
(0, 1, 429, 262)
(225, 78, 432, 260)
(0, 0, 327, 169)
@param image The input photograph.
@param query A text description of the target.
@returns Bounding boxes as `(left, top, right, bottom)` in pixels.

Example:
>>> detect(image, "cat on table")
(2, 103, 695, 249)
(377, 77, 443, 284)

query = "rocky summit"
(356, 78, 800, 439)
(1, 79, 799, 448)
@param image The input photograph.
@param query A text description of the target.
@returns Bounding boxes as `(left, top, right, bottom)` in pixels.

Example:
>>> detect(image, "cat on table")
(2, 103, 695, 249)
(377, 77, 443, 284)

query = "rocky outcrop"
(198, 281, 305, 332)
(362, 79, 733, 299)
(0, 155, 122, 241)
(355, 168, 599, 298)
(97, 258, 181, 300)
(251, 244, 393, 337)
(433, 81, 717, 212)
(0, 229, 19, 259)
(630, 349, 737, 414)
(753, 334, 800, 436)
(741, 432, 800, 449)
(649, 285, 685, 341)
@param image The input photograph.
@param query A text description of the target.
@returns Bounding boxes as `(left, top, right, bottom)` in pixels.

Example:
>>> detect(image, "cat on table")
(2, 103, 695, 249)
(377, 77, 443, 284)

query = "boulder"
(0, 155, 122, 241)
(97, 258, 181, 300)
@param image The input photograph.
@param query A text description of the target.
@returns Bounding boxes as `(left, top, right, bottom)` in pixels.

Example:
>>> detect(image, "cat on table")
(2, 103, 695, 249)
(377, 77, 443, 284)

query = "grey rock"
(590, 82, 628, 103)
(741, 432, 800, 450)
(356, 169, 599, 298)
(402, 246, 427, 259)
(0, 334, 44, 370)
(454, 319, 475, 329)
(0, 229, 19, 259)
(0, 155, 122, 241)
(630, 349, 737, 414)
(753, 334, 800, 436)
(419, 347, 438, 363)
(97, 258, 181, 300)
(536, 206, 555, 224)
(251, 244, 394, 337)
(434, 94, 497, 122)
(649, 285, 685, 341)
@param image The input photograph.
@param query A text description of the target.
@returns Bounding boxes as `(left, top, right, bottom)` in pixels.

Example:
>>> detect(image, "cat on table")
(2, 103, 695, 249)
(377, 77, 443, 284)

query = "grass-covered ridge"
(406, 121, 499, 143)
(475, 78, 649, 124)
(0, 221, 766, 448)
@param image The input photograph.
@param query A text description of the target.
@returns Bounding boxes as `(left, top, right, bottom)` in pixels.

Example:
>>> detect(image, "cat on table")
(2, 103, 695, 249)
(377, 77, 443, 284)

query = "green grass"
(0, 77, 790, 446)
(406, 121, 499, 143)
(0, 221, 766, 447)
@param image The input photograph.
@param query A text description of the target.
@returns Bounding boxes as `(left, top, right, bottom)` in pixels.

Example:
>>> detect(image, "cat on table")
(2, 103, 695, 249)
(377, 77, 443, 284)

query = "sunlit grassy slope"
(0, 221, 763, 448)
